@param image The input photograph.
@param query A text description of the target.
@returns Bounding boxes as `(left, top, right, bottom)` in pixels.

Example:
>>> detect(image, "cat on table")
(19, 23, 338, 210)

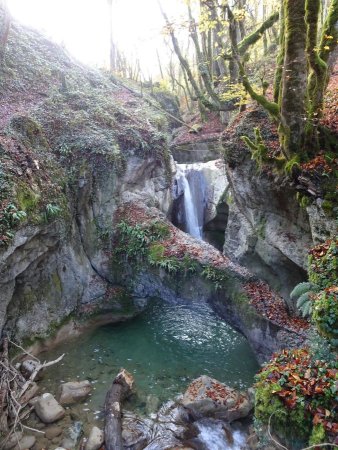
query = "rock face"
(58, 380, 92, 405)
(0, 11, 173, 342)
(115, 202, 307, 363)
(181, 376, 253, 422)
(34, 393, 65, 423)
(222, 109, 315, 302)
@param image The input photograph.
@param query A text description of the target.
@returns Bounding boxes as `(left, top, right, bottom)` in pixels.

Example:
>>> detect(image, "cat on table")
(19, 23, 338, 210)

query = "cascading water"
(175, 163, 207, 239)
(195, 419, 247, 450)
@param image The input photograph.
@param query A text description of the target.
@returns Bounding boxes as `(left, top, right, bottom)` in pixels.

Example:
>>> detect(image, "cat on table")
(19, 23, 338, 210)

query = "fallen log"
(104, 369, 134, 450)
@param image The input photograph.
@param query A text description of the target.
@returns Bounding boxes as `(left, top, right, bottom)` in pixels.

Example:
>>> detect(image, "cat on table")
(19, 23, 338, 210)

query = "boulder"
(34, 393, 65, 423)
(85, 426, 104, 450)
(180, 376, 253, 422)
(14, 435, 36, 449)
(58, 380, 92, 405)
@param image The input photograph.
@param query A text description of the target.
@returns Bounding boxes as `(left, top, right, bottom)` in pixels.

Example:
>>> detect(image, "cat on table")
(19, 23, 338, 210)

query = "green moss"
(242, 127, 269, 171)
(309, 424, 326, 445)
(322, 199, 333, 214)
(16, 182, 40, 212)
(148, 243, 165, 264)
(284, 154, 300, 175)
(312, 290, 338, 341)
(309, 240, 338, 289)
(201, 265, 229, 290)
(296, 192, 311, 208)
(256, 217, 267, 239)
(238, 12, 280, 56)
(10, 116, 49, 148)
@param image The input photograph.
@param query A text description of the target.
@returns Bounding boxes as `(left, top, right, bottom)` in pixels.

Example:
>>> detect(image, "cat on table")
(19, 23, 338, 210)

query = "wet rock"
(45, 425, 63, 440)
(20, 359, 41, 380)
(122, 411, 152, 448)
(61, 421, 83, 448)
(61, 438, 75, 449)
(181, 376, 253, 422)
(145, 394, 160, 415)
(122, 402, 188, 450)
(2, 432, 23, 450)
(58, 380, 92, 405)
(34, 393, 65, 423)
(14, 435, 36, 449)
(85, 426, 104, 450)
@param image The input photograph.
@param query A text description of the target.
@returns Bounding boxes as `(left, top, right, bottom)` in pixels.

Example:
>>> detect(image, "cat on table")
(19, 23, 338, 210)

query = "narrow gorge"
(0, 2, 337, 450)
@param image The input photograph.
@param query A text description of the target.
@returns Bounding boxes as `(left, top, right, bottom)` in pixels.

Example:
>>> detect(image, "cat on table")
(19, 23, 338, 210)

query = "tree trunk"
(274, 0, 285, 103)
(0, 0, 10, 65)
(280, 0, 307, 156)
(104, 369, 134, 450)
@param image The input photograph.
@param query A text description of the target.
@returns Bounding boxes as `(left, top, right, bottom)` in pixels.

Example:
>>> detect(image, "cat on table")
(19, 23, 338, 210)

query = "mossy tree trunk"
(279, 0, 307, 157)
(242, 0, 337, 160)
(305, 0, 338, 147)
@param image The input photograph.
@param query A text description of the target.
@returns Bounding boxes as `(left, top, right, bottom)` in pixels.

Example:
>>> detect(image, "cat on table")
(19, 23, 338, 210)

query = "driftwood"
(0, 337, 64, 447)
(104, 369, 134, 450)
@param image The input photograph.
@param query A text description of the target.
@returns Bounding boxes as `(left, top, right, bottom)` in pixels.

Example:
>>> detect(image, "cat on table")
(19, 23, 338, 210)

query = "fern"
(290, 281, 319, 318)
(290, 282, 316, 300)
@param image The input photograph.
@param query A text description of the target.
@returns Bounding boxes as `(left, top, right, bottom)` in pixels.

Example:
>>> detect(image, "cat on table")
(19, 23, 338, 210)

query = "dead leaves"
(257, 349, 338, 434)
(244, 281, 309, 332)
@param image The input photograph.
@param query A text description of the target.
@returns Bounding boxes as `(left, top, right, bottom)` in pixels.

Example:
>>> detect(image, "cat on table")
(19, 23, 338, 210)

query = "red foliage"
(309, 239, 336, 260)
(258, 349, 338, 435)
(301, 154, 336, 175)
(244, 281, 309, 333)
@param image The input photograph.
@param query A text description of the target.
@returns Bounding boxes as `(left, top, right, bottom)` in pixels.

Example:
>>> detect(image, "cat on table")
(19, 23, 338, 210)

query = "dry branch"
(0, 338, 64, 447)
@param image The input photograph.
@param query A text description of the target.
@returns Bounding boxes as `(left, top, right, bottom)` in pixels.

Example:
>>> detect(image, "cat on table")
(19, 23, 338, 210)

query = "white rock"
(85, 426, 104, 450)
(34, 393, 65, 423)
(58, 380, 92, 405)
(14, 435, 36, 449)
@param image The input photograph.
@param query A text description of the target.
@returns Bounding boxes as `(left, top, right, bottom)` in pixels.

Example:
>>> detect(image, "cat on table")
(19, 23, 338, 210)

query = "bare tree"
(0, 0, 11, 65)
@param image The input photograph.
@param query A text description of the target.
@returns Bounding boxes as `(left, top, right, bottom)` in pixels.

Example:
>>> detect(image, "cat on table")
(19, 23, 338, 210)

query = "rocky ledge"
(112, 201, 308, 362)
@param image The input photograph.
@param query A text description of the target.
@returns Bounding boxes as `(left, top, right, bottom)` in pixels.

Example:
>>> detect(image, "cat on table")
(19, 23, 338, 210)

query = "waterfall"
(175, 164, 206, 239)
(196, 419, 247, 450)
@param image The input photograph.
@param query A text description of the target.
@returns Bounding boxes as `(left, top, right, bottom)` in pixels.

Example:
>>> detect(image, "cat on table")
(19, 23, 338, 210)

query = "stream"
(38, 298, 259, 424)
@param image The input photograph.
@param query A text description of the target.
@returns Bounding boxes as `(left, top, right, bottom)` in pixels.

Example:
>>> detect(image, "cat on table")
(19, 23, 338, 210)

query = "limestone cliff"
(0, 13, 172, 340)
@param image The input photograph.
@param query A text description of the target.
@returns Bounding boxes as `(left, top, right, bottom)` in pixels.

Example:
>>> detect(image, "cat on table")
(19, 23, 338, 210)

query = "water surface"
(40, 298, 259, 419)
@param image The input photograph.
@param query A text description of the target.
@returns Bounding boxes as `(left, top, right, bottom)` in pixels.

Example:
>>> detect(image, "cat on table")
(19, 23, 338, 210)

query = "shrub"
(201, 265, 229, 290)
(43, 203, 61, 222)
(255, 348, 338, 444)
(312, 288, 338, 341)
(308, 239, 338, 289)
(0, 203, 27, 246)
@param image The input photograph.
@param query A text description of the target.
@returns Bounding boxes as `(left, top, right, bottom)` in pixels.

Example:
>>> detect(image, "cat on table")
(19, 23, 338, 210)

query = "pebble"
(45, 425, 63, 440)
(14, 435, 36, 449)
